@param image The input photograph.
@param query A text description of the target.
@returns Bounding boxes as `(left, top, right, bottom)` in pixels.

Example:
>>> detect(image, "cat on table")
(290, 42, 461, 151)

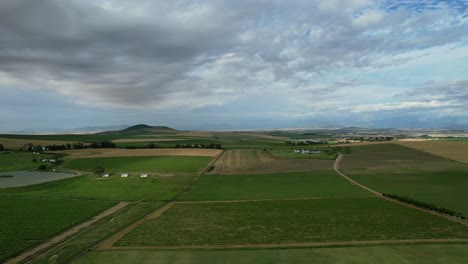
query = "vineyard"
(0, 197, 114, 261)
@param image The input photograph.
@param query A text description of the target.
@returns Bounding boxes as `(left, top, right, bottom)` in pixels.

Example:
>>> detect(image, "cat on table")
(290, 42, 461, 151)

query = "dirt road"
(5, 202, 129, 264)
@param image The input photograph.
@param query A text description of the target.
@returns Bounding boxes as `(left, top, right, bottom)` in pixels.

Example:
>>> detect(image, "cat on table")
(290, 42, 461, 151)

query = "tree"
(38, 164, 48, 170)
(93, 166, 105, 176)
(0, 144, 4, 151)
(147, 143, 157, 149)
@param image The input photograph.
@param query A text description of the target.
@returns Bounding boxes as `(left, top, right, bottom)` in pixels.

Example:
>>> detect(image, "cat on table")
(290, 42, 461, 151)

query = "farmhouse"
(294, 149, 322, 155)
(102, 173, 109, 177)
(140, 174, 148, 178)
(121, 173, 128, 178)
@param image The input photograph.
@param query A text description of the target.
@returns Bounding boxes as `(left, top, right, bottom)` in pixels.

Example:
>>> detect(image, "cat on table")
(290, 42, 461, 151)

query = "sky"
(0, 0, 467, 132)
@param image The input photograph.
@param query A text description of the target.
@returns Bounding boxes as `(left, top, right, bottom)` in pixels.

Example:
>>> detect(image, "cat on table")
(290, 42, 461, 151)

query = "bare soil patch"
(398, 141, 468, 164)
(209, 149, 333, 175)
(176, 131, 215, 138)
(61, 148, 222, 159)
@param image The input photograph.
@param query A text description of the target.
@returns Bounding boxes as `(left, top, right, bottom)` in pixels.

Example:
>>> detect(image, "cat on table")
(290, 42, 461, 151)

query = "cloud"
(343, 100, 461, 113)
(0, 0, 466, 115)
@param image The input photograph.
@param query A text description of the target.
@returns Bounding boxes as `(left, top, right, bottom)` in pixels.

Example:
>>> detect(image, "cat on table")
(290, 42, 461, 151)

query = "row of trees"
(124, 143, 159, 149)
(24, 141, 116, 152)
(175, 143, 222, 149)
(383, 193, 466, 220)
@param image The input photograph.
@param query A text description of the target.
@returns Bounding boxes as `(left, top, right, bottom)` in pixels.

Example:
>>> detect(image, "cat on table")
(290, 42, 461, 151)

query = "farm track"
(100, 238, 468, 251)
(334, 154, 468, 226)
(5, 202, 129, 264)
(96, 150, 225, 251)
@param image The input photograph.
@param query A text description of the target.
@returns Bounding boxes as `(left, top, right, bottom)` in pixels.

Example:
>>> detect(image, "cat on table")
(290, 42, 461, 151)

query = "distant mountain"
(96, 124, 178, 135)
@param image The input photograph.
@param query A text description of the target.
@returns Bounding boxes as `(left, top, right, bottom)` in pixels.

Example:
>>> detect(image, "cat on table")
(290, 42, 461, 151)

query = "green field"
(0, 197, 114, 262)
(266, 147, 338, 160)
(0, 174, 195, 201)
(0, 151, 56, 172)
(116, 198, 468, 246)
(349, 143, 413, 154)
(179, 171, 369, 201)
(74, 244, 468, 264)
(64, 156, 211, 174)
(340, 144, 468, 216)
(31, 202, 163, 264)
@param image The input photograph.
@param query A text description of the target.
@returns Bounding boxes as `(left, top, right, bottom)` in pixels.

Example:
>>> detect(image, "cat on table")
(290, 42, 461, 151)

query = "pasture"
(64, 156, 212, 174)
(267, 147, 338, 160)
(0, 174, 196, 201)
(75, 244, 468, 264)
(115, 197, 468, 247)
(0, 151, 56, 172)
(339, 144, 468, 215)
(179, 171, 369, 201)
(0, 197, 113, 262)
(209, 149, 333, 174)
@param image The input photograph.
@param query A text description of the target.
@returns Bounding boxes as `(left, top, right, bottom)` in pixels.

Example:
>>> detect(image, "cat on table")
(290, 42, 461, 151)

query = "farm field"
(266, 147, 339, 160)
(0, 174, 196, 201)
(61, 148, 221, 159)
(64, 156, 212, 174)
(75, 244, 468, 264)
(339, 143, 468, 215)
(179, 171, 369, 201)
(115, 197, 468, 247)
(398, 141, 468, 164)
(0, 151, 56, 172)
(0, 137, 75, 150)
(0, 196, 114, 262)
(209, 149, 333, 175)
(31, 202, 163, 264)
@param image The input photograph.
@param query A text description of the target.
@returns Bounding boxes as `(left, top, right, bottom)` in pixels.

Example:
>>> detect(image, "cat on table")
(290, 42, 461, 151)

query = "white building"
(140, 174, 148, 178)
(121, 173, 128, 178)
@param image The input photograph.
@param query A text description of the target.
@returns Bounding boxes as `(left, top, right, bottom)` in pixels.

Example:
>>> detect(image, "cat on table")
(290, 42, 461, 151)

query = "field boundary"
(96, 150, 225, 251)
(334, 154, 468, 226)
(4, 202, 129, 264)
(99, 238, 468, 251)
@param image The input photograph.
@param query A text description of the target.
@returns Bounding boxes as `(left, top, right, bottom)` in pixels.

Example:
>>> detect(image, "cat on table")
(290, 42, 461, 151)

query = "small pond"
(0, 171, 76, 188)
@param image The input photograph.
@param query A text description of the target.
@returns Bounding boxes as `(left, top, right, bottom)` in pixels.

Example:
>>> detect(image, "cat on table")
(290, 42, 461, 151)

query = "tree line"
(383, 193, 466, 220)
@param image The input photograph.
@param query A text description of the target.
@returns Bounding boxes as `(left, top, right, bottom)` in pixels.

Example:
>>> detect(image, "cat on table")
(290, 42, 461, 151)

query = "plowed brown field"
(209, 149, 333, 174)
(398, 141, 468, 164)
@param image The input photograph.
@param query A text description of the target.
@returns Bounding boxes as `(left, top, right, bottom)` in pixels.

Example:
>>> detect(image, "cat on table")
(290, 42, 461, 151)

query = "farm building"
(102, 173, 109, 177)
(140, 174, 148, 178)
(121, 173, 128, 178)
(294, 149, 322, 155)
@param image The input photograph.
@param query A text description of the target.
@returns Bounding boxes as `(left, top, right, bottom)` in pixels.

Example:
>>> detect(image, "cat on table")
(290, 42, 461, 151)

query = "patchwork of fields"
(65, 156, 212, 174)
(339, 143, 468, 216)
(1, 133, 467, 263)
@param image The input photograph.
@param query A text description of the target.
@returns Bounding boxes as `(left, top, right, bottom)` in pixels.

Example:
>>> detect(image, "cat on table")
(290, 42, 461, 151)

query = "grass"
(64, 156, 211, 174)
(346, 171, 468, 216)
(0, 151, 56, 172)
(340, 144, 468, 216)
(0, 196, 114, 262)
(266, 147, 338, 160)
(115, 197, 468, 246)
(31, 202, 163, 264)
(74, 244, 468, 264)
(179, 171, 369, 201)
(349, 143, 414, 154)
(0, 174, 196, 201)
